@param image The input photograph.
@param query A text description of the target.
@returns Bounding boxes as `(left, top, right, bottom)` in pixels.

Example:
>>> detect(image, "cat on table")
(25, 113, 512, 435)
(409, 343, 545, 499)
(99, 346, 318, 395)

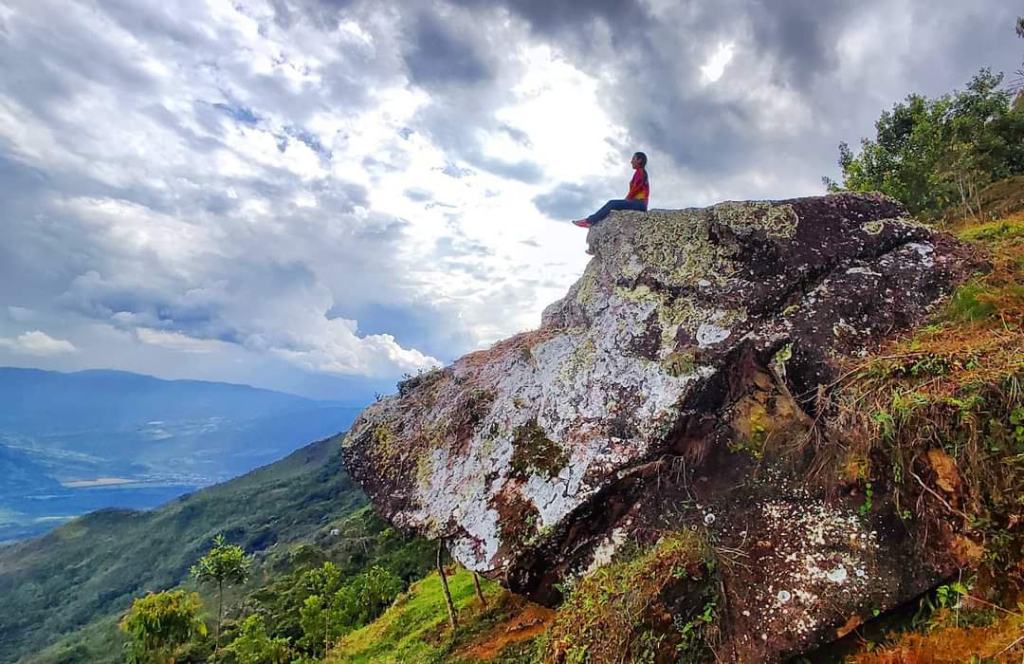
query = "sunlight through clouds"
(700, 41, 736, 84)
(0, 0, 1018, 397)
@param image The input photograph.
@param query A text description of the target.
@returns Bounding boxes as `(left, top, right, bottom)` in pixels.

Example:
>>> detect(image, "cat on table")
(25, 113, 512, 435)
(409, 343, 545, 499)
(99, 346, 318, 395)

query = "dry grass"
(821, 213, 1024, 521)
(852, 605, 1024, 663)
(823, 209, 1024, 661)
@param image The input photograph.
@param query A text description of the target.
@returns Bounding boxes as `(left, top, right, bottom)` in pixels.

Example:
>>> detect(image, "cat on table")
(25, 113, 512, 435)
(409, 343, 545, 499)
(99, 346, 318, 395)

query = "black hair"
(633, 151, 648, 168)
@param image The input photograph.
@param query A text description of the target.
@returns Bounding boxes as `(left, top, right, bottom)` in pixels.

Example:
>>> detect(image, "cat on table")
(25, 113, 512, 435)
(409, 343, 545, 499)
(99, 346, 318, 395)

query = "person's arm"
(626, 170, 643, 200)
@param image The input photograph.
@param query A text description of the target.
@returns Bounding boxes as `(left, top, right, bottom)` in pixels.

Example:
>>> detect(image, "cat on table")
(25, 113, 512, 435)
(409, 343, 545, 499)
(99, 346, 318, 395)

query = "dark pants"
(587, 198, 647, 224)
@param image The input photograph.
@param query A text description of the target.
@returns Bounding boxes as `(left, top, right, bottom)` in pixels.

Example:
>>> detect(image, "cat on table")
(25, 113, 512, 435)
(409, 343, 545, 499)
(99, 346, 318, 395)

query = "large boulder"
(342, 193, 974, 661)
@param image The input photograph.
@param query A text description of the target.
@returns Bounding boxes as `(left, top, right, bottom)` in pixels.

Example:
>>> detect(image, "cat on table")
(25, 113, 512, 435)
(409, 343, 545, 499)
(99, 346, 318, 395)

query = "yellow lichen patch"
(574, 261, 604, 309)
(626, 211, 739, 287)
(662, 349, 697, 377)
(658, 296, 702, 347)
(863, 219, 886, 235)
(728, 370, 812, 461)
(612, 283, 658, 305)
(713, 201, 800, 239)
(369, 422, 402, 466)
(559, 336, 597, 382)
(542, 531, 717, 664)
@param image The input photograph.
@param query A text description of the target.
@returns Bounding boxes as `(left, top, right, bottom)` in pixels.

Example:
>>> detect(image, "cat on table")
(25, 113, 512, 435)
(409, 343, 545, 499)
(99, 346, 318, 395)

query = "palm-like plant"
(190, 534, 251, 654)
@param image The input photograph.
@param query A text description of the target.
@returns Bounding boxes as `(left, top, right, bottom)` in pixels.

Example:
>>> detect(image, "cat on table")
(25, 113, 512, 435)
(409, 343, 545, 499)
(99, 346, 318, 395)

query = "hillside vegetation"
(0, 435, 431, 663)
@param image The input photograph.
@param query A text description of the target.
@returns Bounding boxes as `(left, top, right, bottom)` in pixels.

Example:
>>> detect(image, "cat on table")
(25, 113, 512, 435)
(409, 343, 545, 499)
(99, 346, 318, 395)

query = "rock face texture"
(342, 193, 974, 661)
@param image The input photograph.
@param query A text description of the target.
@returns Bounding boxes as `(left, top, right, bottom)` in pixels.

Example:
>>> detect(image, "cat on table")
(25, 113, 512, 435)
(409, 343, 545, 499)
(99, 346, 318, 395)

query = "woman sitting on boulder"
(572, 152, 649, 228)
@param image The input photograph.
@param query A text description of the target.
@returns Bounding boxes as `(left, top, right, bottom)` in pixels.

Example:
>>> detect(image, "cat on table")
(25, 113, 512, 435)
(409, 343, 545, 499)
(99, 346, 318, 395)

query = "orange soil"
(461, 603, 555, 660)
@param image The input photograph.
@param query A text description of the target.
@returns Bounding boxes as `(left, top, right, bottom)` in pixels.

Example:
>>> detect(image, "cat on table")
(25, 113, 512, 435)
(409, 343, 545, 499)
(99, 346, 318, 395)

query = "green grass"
(943, 281, 999, 321)
(956, 216, 1024, 242)
(328, 569, 506, 664)
(542, 532, 716, 664)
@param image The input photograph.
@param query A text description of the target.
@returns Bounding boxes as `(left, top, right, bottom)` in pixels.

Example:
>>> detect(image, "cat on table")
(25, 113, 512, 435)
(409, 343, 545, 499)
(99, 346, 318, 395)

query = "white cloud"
(135, 328, 229, 354)
(700, 41, 736, 84)
(0, 0, 1019, 396)
(0, 331, 78, 356)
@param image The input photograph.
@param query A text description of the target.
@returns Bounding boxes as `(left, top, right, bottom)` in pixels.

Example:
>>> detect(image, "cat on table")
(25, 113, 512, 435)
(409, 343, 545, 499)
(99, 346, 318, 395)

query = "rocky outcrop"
(342, 193, 974, 661)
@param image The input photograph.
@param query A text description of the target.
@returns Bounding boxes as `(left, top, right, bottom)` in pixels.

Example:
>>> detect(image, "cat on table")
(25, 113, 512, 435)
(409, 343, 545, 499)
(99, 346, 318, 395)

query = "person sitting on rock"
(572, 152, 649, 228)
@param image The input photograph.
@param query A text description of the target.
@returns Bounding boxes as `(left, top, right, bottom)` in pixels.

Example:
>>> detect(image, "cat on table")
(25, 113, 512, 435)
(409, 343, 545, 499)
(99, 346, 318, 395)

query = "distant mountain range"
(0, 367, 367, 541)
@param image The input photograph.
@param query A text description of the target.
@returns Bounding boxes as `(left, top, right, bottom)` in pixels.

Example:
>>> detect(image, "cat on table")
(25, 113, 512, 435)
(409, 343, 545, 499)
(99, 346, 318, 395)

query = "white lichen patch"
(735, 494, 881, 641)
(906, 242, 935, 268)
(697, 323, 731, 347)
(584, 522, 632, 575)
(411, 437, 511, 570)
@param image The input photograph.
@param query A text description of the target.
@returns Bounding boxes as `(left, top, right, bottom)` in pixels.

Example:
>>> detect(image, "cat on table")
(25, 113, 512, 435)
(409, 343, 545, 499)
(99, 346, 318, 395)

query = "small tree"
(335, 565, 403, 628)
(297, 562, 343, 656)
(191, 534, 251, 655)
(120, 590, 206, 664)
(224, 614, 290, 664)
(298, 562, 403, 655)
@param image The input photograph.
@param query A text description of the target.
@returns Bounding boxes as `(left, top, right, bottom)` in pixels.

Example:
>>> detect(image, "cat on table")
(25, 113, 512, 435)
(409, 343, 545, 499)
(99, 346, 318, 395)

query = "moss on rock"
(509, 420, 568, 480)
(543, 531, 718, 664)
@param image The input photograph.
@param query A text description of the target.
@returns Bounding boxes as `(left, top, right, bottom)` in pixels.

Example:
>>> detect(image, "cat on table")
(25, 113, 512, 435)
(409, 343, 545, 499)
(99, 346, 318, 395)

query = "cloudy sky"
(0, 0, 1020, 400)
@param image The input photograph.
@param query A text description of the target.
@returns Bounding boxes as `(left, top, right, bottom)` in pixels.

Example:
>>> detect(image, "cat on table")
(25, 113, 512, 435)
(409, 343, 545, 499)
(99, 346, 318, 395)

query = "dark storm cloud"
(454, 0, 652, 40)
(404, 12, 490, 86)
(744, 0, 850, 85)
(533, 181, 612, 220)
(519, 0, 1021, 191)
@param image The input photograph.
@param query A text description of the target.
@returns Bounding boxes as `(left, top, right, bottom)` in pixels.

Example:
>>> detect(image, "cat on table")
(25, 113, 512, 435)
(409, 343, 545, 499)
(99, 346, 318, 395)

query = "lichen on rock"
(341, 192, 975, 662)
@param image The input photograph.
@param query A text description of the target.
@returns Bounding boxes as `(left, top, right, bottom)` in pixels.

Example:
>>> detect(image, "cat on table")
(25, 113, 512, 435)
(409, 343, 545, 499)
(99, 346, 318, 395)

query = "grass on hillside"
(542, 532, 717, 664)
(327, 568, 550, 664)
(823, 213, 1024, 552)
(850, 601, 1024, 663)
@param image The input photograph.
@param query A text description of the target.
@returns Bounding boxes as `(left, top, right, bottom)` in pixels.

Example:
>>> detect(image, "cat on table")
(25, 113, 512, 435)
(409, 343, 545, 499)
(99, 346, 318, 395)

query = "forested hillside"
(0, 435, 433, 663)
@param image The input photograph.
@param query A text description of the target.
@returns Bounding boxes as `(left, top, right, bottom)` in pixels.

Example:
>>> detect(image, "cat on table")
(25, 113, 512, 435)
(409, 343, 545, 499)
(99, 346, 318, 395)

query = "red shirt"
(626, 168, 649, 207)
